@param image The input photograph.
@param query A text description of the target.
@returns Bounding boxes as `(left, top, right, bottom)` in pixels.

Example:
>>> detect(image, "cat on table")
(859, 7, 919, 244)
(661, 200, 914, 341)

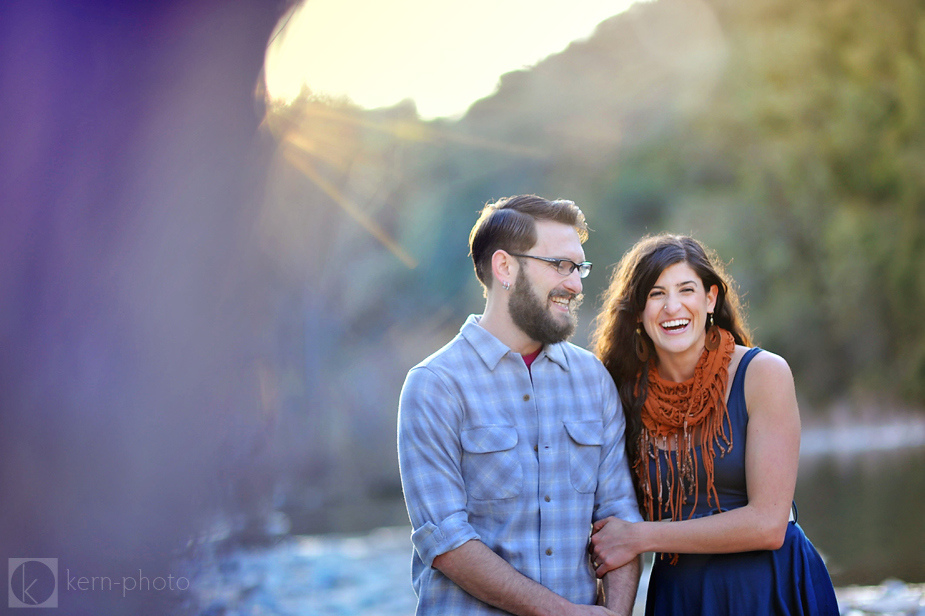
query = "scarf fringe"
(634, 329, 736, 540)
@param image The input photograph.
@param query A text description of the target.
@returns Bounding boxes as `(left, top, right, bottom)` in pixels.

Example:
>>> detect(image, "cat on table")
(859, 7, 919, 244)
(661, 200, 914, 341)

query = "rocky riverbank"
(177, 525, 924, 616)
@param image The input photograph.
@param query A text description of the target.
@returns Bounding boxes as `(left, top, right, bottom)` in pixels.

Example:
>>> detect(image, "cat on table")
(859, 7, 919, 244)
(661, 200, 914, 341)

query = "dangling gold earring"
(635, 325, 650, 362)
(705, 312, 721, 351)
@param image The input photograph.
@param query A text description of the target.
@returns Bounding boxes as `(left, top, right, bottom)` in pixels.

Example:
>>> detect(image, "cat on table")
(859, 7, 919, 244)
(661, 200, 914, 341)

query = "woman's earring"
(502, 281, 511, 290)
(635, 325, 650, 362)
(705, 312, 721, 351)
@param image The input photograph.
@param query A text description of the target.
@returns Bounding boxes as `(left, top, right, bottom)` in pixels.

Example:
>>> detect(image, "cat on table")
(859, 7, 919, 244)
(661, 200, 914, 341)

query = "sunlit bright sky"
(265, 0, 641, 120)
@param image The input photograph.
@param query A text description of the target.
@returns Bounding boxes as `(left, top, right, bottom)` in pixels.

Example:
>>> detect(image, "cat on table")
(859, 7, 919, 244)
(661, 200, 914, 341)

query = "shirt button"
(544, 495, 551, 502)
(533, 445, 538, 452)
(546, 548, 553, 556)
(523, 394, 530, 401)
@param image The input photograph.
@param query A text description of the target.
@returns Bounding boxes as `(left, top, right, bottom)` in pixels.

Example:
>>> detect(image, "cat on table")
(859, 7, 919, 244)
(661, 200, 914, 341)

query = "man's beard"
(508, 267, 581, 346)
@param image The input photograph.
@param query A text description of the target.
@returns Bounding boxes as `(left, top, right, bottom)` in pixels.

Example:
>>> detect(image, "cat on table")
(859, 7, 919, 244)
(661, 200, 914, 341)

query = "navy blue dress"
(644, 348, 839, 615)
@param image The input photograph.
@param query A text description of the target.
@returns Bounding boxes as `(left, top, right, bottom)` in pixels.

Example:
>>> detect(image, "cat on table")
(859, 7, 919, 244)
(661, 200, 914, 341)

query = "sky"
(265, 0, 641, 120)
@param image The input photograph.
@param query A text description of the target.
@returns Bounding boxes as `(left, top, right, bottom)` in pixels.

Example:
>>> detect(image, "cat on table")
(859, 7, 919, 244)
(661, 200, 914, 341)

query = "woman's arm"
(589, 351, 801, 573)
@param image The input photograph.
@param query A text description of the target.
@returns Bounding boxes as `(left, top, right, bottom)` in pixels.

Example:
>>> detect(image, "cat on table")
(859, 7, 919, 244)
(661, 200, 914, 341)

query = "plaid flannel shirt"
(398, 315, 641, 615)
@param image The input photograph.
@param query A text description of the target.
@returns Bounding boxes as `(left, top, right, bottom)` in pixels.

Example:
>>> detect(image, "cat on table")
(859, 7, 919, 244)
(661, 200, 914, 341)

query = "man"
(398, 195, 642, 616)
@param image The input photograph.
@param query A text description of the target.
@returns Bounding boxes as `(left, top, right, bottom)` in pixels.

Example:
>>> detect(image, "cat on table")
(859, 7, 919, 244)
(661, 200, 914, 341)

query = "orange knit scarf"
(635, 328, 735, 524)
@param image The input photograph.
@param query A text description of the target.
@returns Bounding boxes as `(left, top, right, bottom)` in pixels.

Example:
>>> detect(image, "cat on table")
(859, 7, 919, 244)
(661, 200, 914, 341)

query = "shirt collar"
(460, 314, 571, 372)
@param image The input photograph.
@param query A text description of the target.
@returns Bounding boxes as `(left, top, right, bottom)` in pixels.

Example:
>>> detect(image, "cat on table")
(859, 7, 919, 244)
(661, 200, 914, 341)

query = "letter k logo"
(8, 559, 58, 608)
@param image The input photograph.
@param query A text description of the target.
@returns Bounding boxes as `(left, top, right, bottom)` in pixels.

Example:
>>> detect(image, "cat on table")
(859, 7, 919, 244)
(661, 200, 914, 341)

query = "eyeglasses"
(508, 253, 593, 278)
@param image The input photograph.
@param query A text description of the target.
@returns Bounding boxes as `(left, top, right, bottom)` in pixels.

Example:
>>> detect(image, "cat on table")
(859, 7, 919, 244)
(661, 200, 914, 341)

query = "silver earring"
(502, 281, 511, 290)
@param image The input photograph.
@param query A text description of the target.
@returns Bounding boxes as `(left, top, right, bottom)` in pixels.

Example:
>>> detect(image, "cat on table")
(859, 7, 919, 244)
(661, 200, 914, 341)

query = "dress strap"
(731, 347, 762, 391)
(726, 347, 762, 420)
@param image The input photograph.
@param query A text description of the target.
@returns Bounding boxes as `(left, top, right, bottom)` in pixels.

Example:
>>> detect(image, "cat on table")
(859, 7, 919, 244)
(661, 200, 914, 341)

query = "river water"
(796, 419, 925, 587)
(181, 418, 925, 615)
(285, 417, 925, 588)
(331, 417, 925, 588)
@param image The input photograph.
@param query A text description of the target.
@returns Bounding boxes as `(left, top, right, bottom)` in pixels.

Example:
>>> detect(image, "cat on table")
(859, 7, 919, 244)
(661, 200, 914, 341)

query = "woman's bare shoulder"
(745, 348, 793, 380)
(742, 348, 797, 412)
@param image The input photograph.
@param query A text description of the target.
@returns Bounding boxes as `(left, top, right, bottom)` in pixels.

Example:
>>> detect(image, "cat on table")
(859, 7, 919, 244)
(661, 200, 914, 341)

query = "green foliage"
(264, 0, 925, 441)
(697, 0, 925, 402)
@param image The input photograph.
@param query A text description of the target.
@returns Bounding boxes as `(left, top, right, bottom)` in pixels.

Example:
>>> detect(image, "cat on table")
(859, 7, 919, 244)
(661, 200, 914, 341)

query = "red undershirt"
(522, 347, 542, 369)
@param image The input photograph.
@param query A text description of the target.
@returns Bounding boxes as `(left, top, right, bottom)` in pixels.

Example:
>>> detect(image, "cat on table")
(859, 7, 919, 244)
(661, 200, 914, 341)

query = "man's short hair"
(468, 195, 588, 289)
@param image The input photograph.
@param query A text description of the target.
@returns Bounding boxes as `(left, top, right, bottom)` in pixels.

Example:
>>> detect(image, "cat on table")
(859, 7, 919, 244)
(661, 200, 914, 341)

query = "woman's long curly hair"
(591, 234, 752, 471)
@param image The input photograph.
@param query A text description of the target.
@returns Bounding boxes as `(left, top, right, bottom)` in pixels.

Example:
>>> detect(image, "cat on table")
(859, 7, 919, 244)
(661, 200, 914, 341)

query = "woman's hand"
(589, 517, 644, 578)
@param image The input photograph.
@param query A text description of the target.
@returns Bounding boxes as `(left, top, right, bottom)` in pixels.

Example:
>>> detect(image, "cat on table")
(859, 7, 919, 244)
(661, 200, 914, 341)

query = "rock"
(180, 526, 923, 616)
(836, 579, 925, 615)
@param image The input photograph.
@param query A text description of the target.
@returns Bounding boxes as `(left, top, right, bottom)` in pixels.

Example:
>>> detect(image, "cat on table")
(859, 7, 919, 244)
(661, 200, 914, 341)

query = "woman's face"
(640, 261, 718, 358)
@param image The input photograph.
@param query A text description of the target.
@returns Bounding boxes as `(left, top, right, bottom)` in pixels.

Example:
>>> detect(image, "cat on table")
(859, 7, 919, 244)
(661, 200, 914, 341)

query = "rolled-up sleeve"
(398, 365, 480, 567)
(593, 370, 643, 524)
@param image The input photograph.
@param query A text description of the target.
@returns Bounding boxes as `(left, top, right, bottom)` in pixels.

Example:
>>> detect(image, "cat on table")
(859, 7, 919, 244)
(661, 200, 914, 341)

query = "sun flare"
(265, 0, 640, 120)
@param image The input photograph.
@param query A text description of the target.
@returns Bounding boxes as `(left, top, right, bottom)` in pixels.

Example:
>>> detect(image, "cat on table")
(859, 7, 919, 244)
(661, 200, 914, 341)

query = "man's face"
(507, 221, 585, 345)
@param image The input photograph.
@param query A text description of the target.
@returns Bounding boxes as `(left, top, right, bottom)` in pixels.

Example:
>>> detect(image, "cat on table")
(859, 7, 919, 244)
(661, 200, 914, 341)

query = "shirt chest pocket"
(564, 420, 603, 494)
(460, 426, 523, 501)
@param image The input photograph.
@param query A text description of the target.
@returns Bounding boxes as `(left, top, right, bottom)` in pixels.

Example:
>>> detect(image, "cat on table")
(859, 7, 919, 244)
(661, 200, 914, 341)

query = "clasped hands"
(589, 516, 641, 579)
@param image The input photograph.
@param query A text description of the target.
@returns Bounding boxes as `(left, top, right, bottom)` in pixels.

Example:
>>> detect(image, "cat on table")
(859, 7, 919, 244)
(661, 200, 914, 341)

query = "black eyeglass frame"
(508, 253, 593, 278)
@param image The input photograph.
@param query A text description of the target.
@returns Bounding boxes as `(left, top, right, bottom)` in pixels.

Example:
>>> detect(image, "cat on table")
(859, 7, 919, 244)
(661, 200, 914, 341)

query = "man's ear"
(491, 249, 517, 289)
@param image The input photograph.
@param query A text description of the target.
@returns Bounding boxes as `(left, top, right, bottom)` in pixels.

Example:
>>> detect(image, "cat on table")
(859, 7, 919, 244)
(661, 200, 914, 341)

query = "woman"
(589, 234, 838, 615)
